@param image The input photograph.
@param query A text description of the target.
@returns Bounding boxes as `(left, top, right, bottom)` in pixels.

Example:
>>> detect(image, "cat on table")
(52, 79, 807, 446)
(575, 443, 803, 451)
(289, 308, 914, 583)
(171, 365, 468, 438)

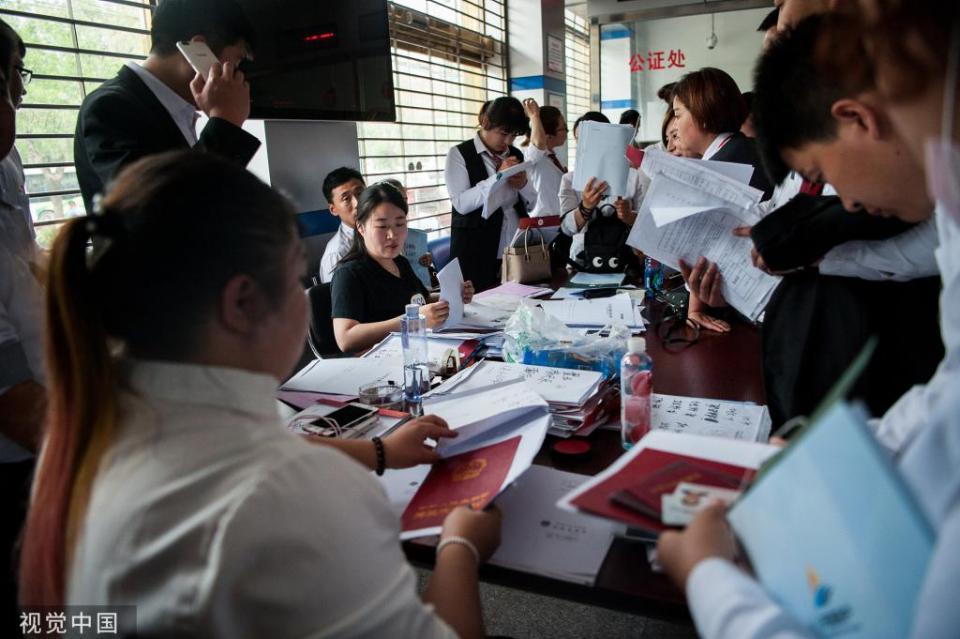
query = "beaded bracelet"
(436, 536, 480, 566)
(372, 436, 386, 476)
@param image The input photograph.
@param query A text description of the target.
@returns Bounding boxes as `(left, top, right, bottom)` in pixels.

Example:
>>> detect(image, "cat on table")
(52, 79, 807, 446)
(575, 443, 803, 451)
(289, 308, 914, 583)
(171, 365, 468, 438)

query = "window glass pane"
(6, 0, 154, 242)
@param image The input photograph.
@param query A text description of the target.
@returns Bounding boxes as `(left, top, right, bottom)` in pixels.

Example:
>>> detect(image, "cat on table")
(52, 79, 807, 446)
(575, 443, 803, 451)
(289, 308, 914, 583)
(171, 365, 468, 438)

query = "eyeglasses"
(15, 65, 32, 86)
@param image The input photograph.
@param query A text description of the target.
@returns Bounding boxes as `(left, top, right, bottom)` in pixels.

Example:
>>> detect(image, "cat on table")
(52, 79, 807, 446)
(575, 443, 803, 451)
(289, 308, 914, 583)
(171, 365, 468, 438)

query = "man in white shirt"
(0, 20, 43, 634)
(74, 0, 261, 213)
(317, 167, 365, 283)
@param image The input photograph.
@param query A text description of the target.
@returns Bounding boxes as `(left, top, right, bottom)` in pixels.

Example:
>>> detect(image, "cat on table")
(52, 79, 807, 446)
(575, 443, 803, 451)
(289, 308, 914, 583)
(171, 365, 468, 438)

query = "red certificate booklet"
(401, 436, 521, 532)
(570, 448, 754, 533)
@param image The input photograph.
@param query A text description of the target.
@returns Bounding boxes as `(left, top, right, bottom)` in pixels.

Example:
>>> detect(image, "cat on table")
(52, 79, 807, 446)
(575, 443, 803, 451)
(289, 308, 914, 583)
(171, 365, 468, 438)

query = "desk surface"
(405, 293, 766, 620)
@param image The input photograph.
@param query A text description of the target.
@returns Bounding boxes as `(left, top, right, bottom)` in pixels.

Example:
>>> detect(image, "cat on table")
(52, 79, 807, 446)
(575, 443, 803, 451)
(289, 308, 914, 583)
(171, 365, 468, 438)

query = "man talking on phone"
(74, 0, 261, 213)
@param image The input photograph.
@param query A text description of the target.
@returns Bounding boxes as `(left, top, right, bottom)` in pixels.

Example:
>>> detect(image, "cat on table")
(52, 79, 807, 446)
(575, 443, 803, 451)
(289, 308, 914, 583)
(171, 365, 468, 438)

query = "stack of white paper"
(282, 358, 401, 396)
(428, 361, 615, 439)
(490, 465, 618, 585)
(626, 149, 780, 322)
(537, 292, 644, 329)
(572, 121, 634, 198)
(429, 360, 603, 405)
(422, 378, 551, 449)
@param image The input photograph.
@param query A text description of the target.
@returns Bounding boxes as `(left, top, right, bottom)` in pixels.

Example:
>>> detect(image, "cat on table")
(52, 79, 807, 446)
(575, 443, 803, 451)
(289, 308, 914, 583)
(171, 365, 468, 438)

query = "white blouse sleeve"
(444, 144, 495, 216)
(686, 558, 814, 639)
(212, 447, 457, 639)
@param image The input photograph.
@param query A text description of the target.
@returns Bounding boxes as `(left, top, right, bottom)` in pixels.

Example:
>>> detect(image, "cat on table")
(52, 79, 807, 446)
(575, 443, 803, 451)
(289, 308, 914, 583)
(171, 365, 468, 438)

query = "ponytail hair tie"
(86, 193, 128, 270)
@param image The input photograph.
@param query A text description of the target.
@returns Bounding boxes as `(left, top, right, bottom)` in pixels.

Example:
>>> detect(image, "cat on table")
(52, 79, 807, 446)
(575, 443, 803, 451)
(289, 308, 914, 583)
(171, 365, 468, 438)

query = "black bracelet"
(579, 203, 595, 219)
(372, 436, 386, 476)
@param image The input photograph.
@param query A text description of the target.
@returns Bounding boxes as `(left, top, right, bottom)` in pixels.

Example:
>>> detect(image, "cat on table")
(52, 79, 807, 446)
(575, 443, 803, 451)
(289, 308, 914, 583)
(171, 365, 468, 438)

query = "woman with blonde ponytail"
(19, 151, 500, 638)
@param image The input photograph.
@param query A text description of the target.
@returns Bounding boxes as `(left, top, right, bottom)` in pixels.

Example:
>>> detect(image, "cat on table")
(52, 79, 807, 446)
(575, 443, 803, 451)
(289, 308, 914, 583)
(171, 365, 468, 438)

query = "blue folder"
(405, 228, 431, 289)
(727, 402, 934, 638)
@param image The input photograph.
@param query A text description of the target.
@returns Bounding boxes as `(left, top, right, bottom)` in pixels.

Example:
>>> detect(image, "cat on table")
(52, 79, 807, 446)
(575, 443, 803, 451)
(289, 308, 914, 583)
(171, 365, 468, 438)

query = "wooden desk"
(406, 294, 766, 620)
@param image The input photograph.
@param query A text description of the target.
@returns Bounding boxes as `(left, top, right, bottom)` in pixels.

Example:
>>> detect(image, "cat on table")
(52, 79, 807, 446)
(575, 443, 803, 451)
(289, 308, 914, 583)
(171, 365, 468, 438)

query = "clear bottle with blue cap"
(401, 303, 430, 415)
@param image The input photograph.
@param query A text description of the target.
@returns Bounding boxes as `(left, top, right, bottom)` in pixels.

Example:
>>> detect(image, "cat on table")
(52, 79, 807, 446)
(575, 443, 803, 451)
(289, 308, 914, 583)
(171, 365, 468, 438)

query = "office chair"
(306, 282, 344, 358)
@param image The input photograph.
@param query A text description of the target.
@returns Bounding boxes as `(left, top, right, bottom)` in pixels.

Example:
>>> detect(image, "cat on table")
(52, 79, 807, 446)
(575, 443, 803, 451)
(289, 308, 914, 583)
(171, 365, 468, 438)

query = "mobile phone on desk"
(176, 40, 218, 78)
(303, 403, 378, 437)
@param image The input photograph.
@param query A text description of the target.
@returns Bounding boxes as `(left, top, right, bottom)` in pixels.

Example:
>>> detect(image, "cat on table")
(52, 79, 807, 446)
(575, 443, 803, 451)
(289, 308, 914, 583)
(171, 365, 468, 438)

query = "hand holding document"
(573, 121, 634, 198)
(423, 378, 549, 449)
(626, 150, 780, 321)
(437, 257, 465, 329)
(481, 161, 534, 219)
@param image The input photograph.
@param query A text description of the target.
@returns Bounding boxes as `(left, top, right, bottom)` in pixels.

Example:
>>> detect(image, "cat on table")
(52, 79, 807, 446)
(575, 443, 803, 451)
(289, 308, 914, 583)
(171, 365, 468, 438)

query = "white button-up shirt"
(318, 222, 356, 283)
(68, 361, 456, 639)
(444, 134, 538, 258)
(0, 245, 43, 463)
(523, 144, 565, 217)
(126, 62, 199, 146)
(683, 202, 960, 639)
(0, 147, 36, 261)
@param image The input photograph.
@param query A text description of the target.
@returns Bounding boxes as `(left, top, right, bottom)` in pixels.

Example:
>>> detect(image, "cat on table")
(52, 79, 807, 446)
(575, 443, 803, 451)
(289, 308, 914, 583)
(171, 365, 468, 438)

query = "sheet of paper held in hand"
(572, 121, 635, 198)
(481, 161, 534, 220)
(626, 149, 780, 322)
(437, 257, 465, 329)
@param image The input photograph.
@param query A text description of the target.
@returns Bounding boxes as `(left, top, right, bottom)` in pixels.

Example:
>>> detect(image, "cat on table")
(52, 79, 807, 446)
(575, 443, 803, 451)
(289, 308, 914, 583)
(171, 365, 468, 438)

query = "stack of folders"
(557, 430, 779, 537)
(425, 360, 611, 438)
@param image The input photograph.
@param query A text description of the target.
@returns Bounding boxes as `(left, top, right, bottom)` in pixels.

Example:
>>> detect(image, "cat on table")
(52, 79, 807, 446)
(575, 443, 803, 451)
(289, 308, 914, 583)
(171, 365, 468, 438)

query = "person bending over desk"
(332, 182, 474, 352)
(18, 152, 501, 639)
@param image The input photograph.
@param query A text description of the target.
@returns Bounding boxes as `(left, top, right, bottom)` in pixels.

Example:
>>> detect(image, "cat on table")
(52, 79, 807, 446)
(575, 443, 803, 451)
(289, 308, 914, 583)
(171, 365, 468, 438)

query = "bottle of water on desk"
(644, 256, 664, 300)
(401, 303, 430, 416)
(621, 337, 653, 449)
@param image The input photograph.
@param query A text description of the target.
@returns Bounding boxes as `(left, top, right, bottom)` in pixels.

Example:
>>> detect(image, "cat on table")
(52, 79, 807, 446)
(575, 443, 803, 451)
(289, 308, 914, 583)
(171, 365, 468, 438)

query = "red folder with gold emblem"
(401, 436, 521, 532)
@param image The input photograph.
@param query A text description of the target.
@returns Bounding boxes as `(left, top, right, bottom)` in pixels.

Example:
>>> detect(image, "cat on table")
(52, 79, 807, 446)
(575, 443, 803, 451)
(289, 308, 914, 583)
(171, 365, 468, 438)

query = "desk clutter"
(278, 274, 777, 587)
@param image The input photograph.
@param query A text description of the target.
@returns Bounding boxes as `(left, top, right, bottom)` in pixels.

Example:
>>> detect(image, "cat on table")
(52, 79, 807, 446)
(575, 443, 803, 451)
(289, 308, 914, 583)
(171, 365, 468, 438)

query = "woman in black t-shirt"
(332, 182, 474, 352)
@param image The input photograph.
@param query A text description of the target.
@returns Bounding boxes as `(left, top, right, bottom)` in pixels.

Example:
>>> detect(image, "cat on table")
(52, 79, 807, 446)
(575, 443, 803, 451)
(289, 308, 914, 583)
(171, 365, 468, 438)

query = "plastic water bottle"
(644, 256, 664, 300)
(400, 303, 430, 415)
(621, 337, 653, 449)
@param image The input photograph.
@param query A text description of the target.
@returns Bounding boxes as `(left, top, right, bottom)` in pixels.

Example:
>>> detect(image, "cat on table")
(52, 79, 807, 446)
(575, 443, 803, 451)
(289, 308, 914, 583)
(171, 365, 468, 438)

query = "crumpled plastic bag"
(502, 300, 630, 378)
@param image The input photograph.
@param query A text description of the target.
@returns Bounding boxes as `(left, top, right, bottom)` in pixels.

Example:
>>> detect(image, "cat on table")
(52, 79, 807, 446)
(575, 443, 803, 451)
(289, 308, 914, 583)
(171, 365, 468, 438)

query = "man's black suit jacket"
(74, 65, 261, 213)
(709, 132, 775, 200)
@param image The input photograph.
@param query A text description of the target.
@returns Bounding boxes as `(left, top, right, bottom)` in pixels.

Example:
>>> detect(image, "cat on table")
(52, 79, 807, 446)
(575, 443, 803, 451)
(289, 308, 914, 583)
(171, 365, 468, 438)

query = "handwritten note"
(651, 393, 771, 442)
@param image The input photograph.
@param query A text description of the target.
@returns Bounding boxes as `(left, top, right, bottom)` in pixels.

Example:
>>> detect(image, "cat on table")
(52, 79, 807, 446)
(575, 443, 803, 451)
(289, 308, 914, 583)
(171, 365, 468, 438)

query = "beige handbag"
(502, 228, 552, 284)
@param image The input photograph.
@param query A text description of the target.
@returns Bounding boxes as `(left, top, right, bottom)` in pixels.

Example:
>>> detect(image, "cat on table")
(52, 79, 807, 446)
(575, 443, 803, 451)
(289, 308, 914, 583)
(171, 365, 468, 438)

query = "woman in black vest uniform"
(332, 183, 474, 352)
(444, 96, 538, 291)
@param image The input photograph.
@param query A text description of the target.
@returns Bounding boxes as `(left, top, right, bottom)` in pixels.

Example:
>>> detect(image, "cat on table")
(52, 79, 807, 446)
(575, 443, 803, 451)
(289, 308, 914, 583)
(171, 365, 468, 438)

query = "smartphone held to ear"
(176, 40, 218, 78)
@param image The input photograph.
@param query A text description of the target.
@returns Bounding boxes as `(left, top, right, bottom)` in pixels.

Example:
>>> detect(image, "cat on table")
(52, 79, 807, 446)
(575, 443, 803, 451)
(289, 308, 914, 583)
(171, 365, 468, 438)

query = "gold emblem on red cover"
(451, 458, 487, 481)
